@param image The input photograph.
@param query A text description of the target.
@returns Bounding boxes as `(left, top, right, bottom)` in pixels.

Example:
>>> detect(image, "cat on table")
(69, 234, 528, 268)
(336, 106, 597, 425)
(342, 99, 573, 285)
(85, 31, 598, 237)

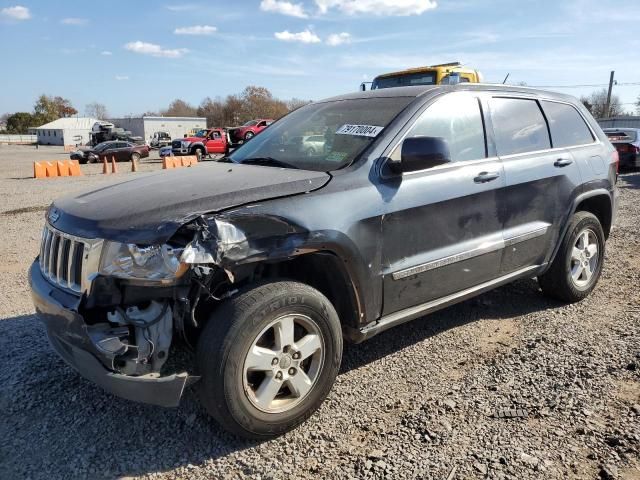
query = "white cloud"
(174, 25, 217, 35)
(326, 32, 351, 46)
(101, 50, 113, 56)
(274, 29, 321, 43)
(61, 17, 88, 25)
(124, 41, 188, 58)
(260, 0, 308, 18)
(166, 4, 198, 11)
(115, 75, 129, 81)
(1, 5, 30, 20)
(315, 0, 437, 16)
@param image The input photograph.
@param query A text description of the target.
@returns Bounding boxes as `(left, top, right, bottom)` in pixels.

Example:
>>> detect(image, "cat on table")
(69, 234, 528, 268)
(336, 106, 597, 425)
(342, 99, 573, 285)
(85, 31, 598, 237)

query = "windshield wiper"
(240, 157, 298, 169)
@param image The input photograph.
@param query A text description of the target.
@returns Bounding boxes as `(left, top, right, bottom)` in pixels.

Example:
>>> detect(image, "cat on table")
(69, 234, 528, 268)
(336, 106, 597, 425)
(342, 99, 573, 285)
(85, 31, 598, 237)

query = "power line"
(525, 82, 640, 89)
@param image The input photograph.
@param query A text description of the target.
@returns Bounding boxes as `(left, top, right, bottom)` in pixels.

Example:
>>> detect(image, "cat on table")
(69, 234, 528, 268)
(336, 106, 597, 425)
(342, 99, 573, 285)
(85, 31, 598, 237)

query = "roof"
(35, 117, 99, 130)
(317, 84, 578, 104)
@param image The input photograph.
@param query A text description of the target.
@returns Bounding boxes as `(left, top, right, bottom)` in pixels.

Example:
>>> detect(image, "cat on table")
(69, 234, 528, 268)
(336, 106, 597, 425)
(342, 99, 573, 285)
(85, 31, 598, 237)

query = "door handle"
(554, 158, 573, 167)
(474, 171, 501, 183)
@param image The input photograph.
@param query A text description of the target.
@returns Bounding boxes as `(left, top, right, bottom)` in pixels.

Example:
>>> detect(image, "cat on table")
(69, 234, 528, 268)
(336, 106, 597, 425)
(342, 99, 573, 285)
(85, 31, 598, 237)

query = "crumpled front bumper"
(28, 260, 195, 408)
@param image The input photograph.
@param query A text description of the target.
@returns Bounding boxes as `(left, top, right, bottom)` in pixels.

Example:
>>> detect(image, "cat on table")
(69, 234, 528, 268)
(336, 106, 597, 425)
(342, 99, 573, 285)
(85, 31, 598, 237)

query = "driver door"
(381, 92, 505, 315)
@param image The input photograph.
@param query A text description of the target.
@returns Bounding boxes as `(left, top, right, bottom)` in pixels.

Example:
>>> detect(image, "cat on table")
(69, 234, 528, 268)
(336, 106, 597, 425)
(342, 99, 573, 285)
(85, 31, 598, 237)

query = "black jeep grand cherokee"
(30, 84, 618, 439)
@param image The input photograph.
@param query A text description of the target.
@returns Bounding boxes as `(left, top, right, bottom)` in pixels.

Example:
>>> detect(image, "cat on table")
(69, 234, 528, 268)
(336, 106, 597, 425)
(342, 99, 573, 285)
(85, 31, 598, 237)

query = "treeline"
(2, 95, 78, 133)
(155, 86, 310, 127)
(1, 86, 310, 133)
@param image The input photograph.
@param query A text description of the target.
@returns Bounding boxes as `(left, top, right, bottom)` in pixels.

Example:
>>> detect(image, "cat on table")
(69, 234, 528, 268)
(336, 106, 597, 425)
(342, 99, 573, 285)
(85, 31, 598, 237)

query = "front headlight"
(99, 242, 186, 281)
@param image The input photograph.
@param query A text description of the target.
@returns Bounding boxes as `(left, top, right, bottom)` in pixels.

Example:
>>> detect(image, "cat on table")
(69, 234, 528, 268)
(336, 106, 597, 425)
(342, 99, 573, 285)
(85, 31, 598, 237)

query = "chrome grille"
(39, 224, 102, 293)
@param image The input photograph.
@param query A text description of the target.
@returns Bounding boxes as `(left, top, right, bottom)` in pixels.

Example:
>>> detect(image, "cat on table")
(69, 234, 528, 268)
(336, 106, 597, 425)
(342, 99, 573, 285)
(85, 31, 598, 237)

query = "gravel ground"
(0, 145, 638, 480)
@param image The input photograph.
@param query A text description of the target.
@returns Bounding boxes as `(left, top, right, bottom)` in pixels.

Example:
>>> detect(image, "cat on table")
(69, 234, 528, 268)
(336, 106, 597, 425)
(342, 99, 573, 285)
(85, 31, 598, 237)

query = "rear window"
(605, 130, 637, 142)
(373, 71, 437, 89)
(541, 101, 594, 148)
(490, 98, 551, 156)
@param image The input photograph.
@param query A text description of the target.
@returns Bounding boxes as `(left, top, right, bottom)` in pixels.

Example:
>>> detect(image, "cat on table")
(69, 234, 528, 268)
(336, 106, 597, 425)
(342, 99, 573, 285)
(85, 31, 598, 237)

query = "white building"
(108, 116, 207, 143)
(33, 117, 99, 146)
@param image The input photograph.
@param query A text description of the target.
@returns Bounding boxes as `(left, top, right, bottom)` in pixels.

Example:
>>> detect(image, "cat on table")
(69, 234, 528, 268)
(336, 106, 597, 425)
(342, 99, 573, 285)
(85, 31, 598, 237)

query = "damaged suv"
(30, 85, 618, 439)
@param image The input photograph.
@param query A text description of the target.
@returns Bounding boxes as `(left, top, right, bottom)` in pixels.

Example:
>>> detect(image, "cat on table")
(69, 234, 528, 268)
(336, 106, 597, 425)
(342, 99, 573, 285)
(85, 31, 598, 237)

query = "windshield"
(194, 130, 208, 138)
(229, 97, 414, 171)
(243, 120, 258, 127)
(372, 71, 437, 89)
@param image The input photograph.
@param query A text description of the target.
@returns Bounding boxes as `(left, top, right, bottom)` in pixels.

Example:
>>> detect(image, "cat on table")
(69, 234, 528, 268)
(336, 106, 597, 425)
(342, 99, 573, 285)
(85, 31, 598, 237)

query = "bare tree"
(580, 89, 624, 118)
(85, 102, 109, 119)
(162, 99, 198, 117)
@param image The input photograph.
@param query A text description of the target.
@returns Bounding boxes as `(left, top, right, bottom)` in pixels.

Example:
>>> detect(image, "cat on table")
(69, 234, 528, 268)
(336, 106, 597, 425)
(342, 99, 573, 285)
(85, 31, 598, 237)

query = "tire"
(78, 158, 88, 165)
(538, 211, 605, 303)
(131, 152, 140, 162)
(305, 147, 315, 157)
(197, 280, 343, 439)
(244, 131, 255, 141)
(192, 147, 204, 158)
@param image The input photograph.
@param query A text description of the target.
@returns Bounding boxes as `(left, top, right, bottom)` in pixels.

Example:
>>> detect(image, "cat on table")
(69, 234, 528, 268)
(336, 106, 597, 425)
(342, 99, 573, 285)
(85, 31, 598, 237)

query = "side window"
(213, 131, 221, 139)
(490, 98, 551, 155)
(541, 101, 594, 148)
(399, 94, 486, 162)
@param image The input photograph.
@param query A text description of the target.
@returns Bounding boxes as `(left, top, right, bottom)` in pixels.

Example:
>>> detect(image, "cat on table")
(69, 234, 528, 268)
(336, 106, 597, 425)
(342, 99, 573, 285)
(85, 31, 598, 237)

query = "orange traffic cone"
(111, 156, 118, 174)
(102, 157, 109, 174)
(131, 158, 138, 172)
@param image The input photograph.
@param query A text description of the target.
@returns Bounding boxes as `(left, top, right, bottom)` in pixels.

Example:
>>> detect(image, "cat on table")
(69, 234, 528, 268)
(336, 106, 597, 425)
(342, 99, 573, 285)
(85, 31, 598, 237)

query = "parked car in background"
(32, 84, 617, 440)
(228, 119, 273, 143)
(159, 145, 173, 158)
(71, 141, 150, 164)
(150, 131, 172, 148)
(603, 128, 640, 170)
(287, 134, 326, 156)
(171, 128, 230, 157)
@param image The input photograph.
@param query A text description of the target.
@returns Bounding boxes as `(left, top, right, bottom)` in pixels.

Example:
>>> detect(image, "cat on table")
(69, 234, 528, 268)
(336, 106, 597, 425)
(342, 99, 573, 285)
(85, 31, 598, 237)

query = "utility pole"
(604, 70, 615, 118)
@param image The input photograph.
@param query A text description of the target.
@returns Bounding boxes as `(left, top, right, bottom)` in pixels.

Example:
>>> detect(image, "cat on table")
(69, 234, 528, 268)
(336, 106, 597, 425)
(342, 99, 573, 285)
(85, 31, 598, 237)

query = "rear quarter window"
(541, 101, 594, 148)
(490, 98, 551, 156)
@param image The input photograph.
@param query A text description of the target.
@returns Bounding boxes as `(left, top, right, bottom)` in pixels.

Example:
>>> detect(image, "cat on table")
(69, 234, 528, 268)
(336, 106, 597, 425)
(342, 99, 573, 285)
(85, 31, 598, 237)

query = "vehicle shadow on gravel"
(341, 278, 562, 374)
(1, 279, 562, 480)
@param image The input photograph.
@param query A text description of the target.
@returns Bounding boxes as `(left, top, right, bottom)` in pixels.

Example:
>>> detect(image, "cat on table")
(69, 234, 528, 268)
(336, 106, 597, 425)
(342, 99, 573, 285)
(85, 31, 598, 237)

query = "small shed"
(34, 117, 99, 146)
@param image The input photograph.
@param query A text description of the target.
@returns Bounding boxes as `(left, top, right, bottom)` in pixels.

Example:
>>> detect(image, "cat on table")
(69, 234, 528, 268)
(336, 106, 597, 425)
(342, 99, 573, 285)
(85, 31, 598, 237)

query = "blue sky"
(1, 0, 639, 117)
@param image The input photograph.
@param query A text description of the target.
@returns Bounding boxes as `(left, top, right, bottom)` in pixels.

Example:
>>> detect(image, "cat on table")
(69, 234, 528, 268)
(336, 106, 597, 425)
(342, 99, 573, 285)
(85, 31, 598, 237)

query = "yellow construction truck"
(361, 62, 483, 90)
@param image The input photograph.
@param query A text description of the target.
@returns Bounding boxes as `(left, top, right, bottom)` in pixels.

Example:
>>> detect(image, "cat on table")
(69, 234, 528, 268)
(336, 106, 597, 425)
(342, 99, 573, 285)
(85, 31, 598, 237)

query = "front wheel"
(244, 131, 255, 141)
(131, 152, 140, 162)
(538, 211, 605, 303)
(197, 281, 342, 439)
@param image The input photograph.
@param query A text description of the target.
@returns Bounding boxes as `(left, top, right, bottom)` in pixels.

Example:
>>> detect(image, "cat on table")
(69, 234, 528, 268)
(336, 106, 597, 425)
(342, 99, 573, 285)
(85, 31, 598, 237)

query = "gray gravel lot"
(0, 145, 638, 479)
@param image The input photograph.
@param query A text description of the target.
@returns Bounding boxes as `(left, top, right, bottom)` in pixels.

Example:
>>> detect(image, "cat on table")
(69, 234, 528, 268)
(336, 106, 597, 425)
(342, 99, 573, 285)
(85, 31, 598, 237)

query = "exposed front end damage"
(29, 210, 339, 408)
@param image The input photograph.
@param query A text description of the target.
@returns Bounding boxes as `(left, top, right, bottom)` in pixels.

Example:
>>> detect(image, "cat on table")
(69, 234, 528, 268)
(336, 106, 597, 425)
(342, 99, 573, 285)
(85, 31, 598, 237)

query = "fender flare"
(544, 188, 612, 271)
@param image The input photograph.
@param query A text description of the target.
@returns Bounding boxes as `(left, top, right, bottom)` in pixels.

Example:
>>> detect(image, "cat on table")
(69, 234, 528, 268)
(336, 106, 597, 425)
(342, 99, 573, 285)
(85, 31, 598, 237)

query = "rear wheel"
(197, 281, 342, 439)
(538, 211, 605, 302)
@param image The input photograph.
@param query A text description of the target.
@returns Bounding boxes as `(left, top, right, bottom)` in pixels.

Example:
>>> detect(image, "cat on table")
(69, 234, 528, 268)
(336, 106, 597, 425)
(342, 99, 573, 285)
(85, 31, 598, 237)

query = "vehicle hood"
(51, 162, 331, 244)
(180, 136, 202, 143)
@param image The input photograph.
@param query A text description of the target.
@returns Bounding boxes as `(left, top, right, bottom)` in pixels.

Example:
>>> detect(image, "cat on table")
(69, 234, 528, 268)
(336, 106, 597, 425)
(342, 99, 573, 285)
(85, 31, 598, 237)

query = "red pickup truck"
(171, 128, 230, 157)
(227, 119, 274, 143)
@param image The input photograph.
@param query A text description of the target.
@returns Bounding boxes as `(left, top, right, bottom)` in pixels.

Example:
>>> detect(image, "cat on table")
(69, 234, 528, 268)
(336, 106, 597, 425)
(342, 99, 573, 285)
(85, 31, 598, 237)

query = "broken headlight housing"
(99, 242, 186, 281)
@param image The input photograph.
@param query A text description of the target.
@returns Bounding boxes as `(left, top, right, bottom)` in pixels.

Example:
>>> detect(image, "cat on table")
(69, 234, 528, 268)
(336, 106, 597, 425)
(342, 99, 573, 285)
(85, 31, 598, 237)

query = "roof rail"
(430, 62, 462, 67)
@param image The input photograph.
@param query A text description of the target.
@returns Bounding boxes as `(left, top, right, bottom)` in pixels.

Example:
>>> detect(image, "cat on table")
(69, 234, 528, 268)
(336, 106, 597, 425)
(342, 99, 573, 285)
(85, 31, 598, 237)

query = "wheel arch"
(546, 188, 612, 271)
(261, 251, 363, 333)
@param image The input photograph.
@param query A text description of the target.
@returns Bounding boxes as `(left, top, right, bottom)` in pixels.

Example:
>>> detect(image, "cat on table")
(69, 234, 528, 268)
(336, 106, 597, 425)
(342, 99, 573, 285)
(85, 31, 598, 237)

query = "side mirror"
(360, 82, 367, 92)
(392, 136, 451, 173)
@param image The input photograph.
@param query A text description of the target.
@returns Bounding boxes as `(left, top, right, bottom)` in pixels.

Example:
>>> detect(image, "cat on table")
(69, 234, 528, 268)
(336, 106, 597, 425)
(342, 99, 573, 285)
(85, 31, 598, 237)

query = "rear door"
(487, 96, 583, 274)
(381, 91, 505, 315)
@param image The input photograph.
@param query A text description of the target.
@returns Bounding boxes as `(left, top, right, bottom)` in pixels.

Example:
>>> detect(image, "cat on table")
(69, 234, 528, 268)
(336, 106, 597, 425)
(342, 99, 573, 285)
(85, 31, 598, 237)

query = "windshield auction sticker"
(335, 124, 384, 137)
